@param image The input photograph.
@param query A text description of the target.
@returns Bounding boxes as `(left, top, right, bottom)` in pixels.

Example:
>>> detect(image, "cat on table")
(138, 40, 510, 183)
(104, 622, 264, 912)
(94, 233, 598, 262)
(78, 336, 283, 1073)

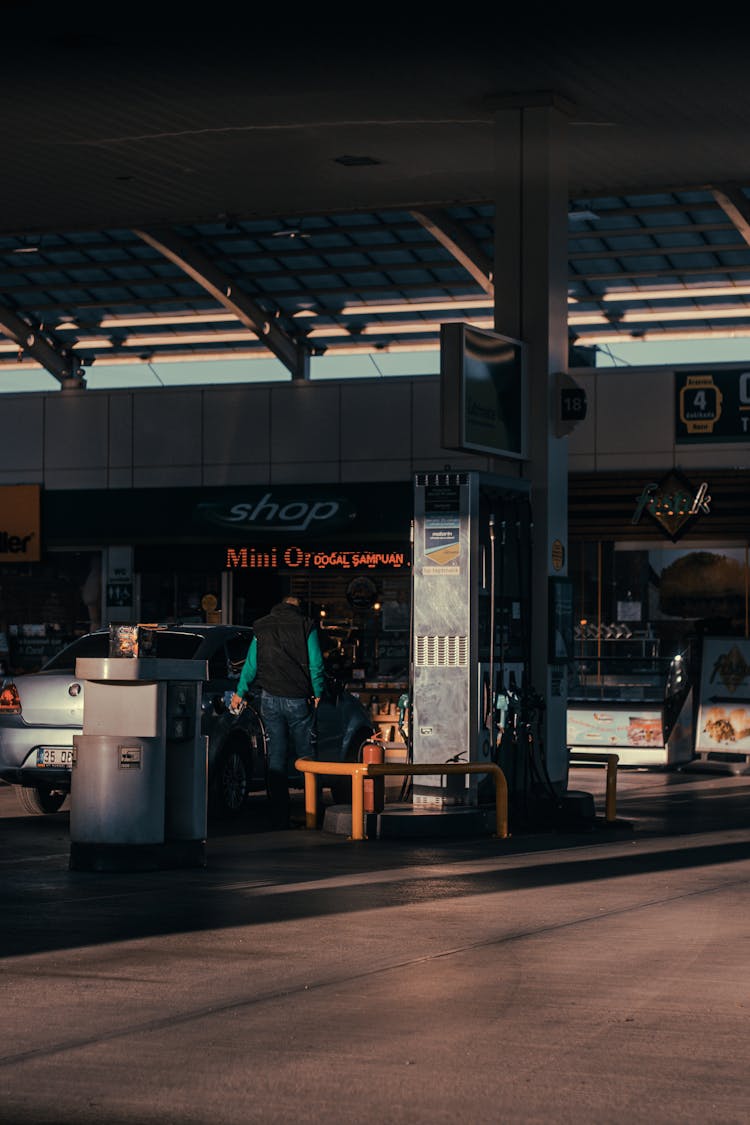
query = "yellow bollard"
(294, 758, 509, 841)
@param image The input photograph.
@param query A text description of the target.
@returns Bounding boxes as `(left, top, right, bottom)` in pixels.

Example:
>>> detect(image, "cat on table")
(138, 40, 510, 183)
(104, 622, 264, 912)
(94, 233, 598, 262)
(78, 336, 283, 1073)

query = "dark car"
(0, 624, 375, 818)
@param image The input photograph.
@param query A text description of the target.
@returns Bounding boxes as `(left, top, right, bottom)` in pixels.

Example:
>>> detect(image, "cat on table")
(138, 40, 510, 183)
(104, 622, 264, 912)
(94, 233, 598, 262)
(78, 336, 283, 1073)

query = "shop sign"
(631, 470, 711, 541)
(225, 545, 408, 570)
(676, 369, 750, 442)
(197, 492, 354, 534)
(0, 484, 40, 563)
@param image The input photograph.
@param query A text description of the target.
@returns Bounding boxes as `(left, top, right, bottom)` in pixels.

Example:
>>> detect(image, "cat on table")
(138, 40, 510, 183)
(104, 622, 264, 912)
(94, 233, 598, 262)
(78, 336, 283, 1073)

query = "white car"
(0, 624, 374, 817)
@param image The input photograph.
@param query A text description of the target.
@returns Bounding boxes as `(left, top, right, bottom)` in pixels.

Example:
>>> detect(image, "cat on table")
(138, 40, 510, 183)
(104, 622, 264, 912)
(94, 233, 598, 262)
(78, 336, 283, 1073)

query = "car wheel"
(329, 725, 375, 805)
(15, 785, 68, 815)
(209, 738, 252, 818)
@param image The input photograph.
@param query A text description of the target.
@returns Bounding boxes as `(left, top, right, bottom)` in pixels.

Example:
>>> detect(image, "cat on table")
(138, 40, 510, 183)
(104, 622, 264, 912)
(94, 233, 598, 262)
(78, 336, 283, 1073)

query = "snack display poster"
(696, 637, 750, 754)
(567, 706, 665, 749)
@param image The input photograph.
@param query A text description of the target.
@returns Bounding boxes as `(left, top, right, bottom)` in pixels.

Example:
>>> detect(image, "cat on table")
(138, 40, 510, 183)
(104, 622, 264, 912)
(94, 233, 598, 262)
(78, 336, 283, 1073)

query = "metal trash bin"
(69, 653, 208, 872)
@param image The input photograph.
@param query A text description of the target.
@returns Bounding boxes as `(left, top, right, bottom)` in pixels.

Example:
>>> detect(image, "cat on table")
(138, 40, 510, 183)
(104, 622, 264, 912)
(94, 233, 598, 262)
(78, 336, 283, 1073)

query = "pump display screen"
(440, 322, 526, 459)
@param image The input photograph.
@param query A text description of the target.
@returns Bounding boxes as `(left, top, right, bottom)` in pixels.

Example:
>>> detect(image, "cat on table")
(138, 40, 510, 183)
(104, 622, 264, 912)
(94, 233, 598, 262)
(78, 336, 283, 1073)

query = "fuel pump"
(492, 495, 564, 826)
(410, 470, 528, 808)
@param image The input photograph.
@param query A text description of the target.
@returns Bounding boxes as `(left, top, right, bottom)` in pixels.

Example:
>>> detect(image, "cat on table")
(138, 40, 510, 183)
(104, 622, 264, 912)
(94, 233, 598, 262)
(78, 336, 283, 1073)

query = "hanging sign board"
(440, 323, 526, 459)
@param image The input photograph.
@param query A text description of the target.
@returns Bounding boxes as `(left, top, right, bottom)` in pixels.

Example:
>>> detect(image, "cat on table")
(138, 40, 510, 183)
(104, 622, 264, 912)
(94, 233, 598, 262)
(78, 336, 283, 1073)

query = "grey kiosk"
(69, 644, 209, 872)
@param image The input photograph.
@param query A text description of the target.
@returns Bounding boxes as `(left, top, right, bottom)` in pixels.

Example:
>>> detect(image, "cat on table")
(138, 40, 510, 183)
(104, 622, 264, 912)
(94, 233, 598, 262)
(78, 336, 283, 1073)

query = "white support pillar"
(491, 94, 572, 788)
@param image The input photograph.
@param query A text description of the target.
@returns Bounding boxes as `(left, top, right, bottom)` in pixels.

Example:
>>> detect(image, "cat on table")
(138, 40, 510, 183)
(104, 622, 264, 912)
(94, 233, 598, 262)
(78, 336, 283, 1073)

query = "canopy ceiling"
(3, 13, 750, 384)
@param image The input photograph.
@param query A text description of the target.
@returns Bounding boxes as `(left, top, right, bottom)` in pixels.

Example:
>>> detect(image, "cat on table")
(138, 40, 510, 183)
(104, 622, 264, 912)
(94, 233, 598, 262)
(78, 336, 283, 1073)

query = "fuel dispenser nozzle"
(397, 691, 410, 745)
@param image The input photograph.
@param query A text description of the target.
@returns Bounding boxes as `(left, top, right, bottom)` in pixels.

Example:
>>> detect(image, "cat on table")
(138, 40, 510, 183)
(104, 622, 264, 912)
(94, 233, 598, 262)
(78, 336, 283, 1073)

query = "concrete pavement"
(1, 767, 749, 1124)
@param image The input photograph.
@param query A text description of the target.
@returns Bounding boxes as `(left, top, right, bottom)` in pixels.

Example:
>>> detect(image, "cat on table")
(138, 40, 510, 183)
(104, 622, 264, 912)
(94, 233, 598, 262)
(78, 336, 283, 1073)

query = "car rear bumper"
(0, 766, 71, 790)
(0, 727, 76, 789)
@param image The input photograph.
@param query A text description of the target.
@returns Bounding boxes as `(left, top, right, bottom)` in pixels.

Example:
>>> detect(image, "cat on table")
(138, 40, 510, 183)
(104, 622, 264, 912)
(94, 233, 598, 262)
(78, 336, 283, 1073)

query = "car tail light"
(0, 682, 21, 714)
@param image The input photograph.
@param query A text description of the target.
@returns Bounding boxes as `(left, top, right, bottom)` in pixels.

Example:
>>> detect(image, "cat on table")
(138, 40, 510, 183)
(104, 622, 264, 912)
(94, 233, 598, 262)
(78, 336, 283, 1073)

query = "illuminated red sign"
(226, 546, 408, 570)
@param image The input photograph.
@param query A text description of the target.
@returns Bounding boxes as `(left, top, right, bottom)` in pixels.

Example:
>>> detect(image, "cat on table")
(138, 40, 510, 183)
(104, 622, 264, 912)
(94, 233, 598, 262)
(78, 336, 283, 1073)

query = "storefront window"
(569, 541, 749, 696)
(139, 570, 223, 624)
(0, 551, 102, 671)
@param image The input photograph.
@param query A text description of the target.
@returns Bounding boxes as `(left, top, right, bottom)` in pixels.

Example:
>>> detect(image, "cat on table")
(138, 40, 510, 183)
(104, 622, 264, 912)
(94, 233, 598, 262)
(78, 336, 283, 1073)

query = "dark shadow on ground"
(2, 790, 749, 959)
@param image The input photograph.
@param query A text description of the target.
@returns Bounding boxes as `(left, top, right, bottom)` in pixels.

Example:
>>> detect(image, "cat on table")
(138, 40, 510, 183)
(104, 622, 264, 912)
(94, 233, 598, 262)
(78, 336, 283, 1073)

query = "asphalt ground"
(1, 765, 750, 1125)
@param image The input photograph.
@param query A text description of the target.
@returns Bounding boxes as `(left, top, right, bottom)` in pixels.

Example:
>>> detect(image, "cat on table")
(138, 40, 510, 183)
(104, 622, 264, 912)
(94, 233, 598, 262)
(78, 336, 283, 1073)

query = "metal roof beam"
(133, 226, 311, 379)
(0, 301, 85, 386)
(710, 184, 750, 248)
(410, 209, 494, 295)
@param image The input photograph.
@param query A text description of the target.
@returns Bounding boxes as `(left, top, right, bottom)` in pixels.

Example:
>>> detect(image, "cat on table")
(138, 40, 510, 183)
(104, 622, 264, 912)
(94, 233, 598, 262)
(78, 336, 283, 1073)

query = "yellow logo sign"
(0, 485, 40, 562)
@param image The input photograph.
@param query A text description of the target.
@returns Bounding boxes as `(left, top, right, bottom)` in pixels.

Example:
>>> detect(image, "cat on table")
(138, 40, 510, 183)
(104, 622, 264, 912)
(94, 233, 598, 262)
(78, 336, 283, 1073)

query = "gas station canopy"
(3, 16, 750, 383)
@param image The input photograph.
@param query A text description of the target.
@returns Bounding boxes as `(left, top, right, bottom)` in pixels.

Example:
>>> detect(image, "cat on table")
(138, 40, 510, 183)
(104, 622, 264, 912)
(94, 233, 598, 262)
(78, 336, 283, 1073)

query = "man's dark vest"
(253, 602, 313, 699)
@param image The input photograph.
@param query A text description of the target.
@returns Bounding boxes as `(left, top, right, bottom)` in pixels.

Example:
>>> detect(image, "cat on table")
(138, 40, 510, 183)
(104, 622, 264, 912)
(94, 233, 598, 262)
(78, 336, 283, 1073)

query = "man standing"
(230, 595, 325, 829)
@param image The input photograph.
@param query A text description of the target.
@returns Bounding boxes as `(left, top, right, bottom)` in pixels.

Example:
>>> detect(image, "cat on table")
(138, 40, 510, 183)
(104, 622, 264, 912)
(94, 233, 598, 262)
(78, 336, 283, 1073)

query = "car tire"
(329, 725, 375, 805)
(15, 784, 67, 815)
(209, 738, 252, 818)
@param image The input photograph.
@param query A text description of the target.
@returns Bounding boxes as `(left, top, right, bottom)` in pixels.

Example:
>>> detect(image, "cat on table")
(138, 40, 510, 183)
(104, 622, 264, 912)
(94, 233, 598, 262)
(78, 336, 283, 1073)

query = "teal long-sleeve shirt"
(236, 630, 326, 699)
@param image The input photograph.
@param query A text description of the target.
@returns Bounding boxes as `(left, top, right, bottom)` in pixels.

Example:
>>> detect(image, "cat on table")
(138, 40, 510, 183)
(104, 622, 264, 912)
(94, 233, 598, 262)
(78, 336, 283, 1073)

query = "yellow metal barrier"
(568, 751, 619, 823)
(294, 758, 509, 841)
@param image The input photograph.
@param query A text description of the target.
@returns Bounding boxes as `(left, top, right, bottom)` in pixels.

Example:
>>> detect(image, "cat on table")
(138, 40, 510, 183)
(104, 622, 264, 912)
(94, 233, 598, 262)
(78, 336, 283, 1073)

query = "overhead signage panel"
(676, 369, 750, 443)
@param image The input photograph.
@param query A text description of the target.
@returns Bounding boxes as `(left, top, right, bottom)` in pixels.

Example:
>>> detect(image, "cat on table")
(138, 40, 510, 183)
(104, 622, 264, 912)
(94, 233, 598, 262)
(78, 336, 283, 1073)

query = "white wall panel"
(568, 365, 750, 471)
(108, 394, 133, 473)
(203, 463, 271, 486)
(269, 461, 341, 484)
(568, 452, 597, 473)
(595, 369, 672, 454)
(132, 390, 202, 469)
(202, 386, 271, 470)
(411, 379, 440, 461)
(594, 451, 674, 472)
(107, 468, 135, 489)
(340, 459, 414, 482)
(270, 383, 340, 464)
(672, 445, 750, 469)
(45, 392, 108, 470)
(43, 467, 114, 489)
(0, 395, 44, 475)
(340, 380, 411, 463)
(0, 367, 746, 492)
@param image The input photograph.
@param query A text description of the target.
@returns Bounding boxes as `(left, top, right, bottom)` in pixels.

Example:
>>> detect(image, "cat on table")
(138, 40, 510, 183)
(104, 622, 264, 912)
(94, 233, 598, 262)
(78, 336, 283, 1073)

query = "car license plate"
(36, 748, 74, 768)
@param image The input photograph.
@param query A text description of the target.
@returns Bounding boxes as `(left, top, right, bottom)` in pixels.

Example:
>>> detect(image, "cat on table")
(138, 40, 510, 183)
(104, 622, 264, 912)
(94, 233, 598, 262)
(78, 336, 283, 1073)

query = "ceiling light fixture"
(569, 306, 750, 327)
(269, 227, 311, 240)
(333, 154, 382, 167)
(568, 204, 600, 221)
(340, 297, 491, 316)
(574, 326, 750, 345)
(598, 283, 750, 302)
(11, 238, 40, 254)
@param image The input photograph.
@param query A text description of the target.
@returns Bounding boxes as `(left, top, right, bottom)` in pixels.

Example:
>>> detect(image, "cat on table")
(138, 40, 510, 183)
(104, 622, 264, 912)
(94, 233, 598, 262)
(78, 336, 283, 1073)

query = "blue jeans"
(260, 691, 313, 825)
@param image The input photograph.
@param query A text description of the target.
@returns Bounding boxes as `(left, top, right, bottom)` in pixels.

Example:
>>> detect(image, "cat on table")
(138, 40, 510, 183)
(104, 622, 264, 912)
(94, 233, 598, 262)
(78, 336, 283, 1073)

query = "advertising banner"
(567, 706, 665, 749)
(696, 637, 750, 755)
